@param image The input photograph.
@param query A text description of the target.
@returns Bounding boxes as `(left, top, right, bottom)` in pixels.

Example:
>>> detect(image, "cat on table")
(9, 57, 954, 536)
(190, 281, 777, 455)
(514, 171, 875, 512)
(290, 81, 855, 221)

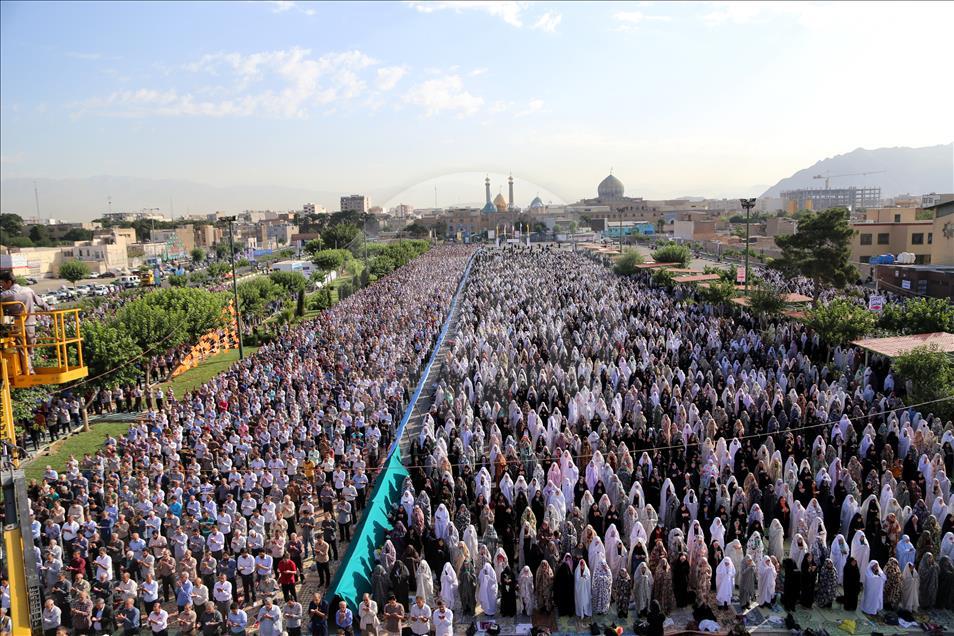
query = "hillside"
(762, 143, 953, 198)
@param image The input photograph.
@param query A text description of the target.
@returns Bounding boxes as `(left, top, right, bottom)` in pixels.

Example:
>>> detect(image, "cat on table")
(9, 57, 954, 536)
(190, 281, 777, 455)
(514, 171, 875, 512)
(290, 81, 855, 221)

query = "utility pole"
(740, 198, 757, 294)
(33, 181, 40, 221)
(223, 217, 245, 360)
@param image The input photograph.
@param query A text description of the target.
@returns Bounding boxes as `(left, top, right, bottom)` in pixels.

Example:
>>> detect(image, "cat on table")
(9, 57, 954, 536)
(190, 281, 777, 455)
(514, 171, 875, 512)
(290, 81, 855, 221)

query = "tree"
(81, 321, 144, 388)
(303, 238, 324, 255)
(0, 213, 24, 237)
(892, 345, 954, 421)
(368, 255, 396, 279)
(28, 224, 51, 245)
(613, 249, 645, 276)
(168, 274, 188, 287)
(405, 222, 430, 238)
(698, 280, 736, 315)
(322, 223, 360, 249)
(59, 260, 91, 285)
(651, 268, 675, 288)
(359, 267, 370, 288)
(237, 277, 284, 319)
(311, 249, 349, 272)
(878, 297, 954, 335)
(772, 207, 858, 288)
(807, 298, 876, 360)
(748, 286, 786, 321)
(268, 271, 308, 295)
(191, 247, 206, 263)
(651, 242, 691, 266)
(295, 289, 305, 317)
(62, 228, 93, 242)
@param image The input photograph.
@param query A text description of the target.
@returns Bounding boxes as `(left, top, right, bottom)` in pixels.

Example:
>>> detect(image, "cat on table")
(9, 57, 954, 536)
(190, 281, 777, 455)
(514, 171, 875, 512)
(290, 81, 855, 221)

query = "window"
(911, 233, 924, 245)
(859, 255, 869, 263)
(894, 214, 901, 223)
(914, 255, 931, 265)
(928, 233, 933, 244)
(877, 233, 890, 245)
(859, 233, 872, 245)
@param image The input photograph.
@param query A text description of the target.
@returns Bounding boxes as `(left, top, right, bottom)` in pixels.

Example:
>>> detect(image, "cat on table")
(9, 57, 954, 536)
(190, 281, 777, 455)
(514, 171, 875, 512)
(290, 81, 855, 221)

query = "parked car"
(99, 271, 117, 278)
(87, 272, 101, 279)
(93, 285, 110, 296)
(25, 277, 38, 285)
(40, 294, 59, 307)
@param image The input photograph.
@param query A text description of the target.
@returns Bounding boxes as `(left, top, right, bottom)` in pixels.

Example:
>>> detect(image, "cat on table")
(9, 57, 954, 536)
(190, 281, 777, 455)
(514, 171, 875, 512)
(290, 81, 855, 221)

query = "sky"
(2, 1, 953, 218)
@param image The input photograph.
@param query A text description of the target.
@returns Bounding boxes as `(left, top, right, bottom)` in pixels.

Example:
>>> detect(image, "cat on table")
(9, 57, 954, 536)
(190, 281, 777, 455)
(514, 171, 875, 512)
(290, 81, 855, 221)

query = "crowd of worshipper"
(7, 245, 474, 636)
(367, 246, 953, 631)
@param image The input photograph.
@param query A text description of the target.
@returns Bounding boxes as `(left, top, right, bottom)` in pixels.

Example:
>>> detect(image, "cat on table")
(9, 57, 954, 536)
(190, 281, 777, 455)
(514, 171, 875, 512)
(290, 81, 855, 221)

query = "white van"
(118, 275, 140, 288)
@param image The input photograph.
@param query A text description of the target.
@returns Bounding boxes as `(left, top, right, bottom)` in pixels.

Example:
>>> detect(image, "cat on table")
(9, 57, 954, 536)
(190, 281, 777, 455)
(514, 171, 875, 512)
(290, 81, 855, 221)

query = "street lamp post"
(222, 216, 245, 360)
(739, 198, 757, 294)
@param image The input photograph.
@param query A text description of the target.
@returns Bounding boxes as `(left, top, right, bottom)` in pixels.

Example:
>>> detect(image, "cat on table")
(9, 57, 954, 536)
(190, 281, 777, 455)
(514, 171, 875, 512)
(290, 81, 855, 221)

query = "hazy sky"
(2, 0, 953, 211)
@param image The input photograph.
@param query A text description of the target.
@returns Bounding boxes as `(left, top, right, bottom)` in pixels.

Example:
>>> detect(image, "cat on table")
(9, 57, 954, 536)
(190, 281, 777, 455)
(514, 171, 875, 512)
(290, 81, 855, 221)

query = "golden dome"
(493, 192, 507, 211)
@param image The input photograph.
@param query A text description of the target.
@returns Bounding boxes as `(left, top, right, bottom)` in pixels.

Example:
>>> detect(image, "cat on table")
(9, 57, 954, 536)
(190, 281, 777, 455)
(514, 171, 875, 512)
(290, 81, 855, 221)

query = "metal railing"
(0, 301, 85, 377)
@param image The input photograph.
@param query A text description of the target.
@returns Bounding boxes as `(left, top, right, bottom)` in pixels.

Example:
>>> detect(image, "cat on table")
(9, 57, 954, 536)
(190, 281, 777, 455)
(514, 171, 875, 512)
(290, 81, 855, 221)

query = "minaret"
(485, 175, 492, 206)
(508, 174, 514, 212)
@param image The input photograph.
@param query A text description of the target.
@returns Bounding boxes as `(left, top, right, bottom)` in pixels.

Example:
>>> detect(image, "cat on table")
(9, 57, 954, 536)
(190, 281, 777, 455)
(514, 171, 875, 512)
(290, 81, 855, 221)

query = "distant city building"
(102, 211, 167, 223)
(780, 186, 881, 213)
(303, 203, 327, 215)
(340, 194, 369, 213)
(921, 193, 954, 208)
(850, 200, 954, 274)
(391, 204, 415, 218)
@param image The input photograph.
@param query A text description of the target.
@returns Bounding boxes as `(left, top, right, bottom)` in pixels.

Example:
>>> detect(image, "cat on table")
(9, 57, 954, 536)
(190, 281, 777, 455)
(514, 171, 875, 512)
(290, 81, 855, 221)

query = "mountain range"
(762, 143, 953, 199)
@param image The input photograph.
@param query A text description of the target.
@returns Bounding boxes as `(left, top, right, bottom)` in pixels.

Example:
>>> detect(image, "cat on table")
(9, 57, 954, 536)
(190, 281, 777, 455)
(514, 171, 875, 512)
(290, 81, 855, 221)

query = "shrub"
(613, 249, 645, 276)
(651, 242, 691, 266)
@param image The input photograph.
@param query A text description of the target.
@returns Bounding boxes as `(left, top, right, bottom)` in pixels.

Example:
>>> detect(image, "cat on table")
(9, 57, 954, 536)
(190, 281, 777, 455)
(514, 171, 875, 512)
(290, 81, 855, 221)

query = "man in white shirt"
(213, 574, 233, 616)
(432, 599, 454, 636)
(147, 601, 169, 634)
(236, 549, 256, 603)
(409, 596, 431, 636)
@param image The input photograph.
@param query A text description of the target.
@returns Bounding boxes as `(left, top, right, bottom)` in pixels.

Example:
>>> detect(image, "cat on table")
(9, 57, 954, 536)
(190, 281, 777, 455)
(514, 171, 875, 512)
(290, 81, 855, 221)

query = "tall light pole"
(222, 216, 245, 360)
(740, 198, 757, 294)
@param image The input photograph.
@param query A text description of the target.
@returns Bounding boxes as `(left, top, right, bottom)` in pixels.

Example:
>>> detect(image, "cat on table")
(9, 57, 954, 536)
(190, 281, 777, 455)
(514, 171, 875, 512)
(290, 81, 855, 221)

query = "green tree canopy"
(892, 345, 954, 421)
(651, 242, 691, 266)
(268, 270, 308, 295)
(772, 207, 858, 288)
(368, 255, 396, 278)
(311, 249, 350, 271)
(613, 249, 645, 276)
(191, 247, 206, 263)
(322, 223, 361, 249)
(405, 222, 430, 238)
(698, 279, 736, 314)
(237, 277, 284, 318)
(59, 259, 91, 284)
(748, 285, 786, 318)
(878, 297, 954, 335)
(81, 321, 144, 387)
(0, 213, 24, 237)
(303, 238, 324, 255)
(807, 298, 876, 358)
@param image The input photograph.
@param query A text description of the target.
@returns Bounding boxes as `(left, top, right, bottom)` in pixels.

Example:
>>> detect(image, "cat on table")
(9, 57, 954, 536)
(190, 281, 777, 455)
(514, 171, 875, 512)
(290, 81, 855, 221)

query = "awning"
(851, 332, 954, 357)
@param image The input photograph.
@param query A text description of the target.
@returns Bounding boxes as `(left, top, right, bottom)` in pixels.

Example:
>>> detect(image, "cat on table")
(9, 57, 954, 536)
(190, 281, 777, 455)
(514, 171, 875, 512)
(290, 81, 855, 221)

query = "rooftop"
(851, 332, 954, 357)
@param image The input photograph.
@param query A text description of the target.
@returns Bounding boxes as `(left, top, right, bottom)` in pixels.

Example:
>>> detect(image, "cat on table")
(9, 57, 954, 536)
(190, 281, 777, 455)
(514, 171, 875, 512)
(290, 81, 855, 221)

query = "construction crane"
(1, 302, 88, 635)
(813, 170, 886, 190)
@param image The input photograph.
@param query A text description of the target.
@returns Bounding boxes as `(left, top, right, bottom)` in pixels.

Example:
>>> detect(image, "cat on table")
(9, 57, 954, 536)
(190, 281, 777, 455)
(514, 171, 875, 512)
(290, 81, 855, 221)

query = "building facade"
(781, 187, 881, 213)
(340, 195, 369, 213)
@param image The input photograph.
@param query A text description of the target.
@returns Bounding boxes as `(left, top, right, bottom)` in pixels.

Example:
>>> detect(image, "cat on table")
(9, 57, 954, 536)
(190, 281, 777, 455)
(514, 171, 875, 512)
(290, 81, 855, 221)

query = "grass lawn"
(24, 422, 132, 482)
(159, 346, 259, 398)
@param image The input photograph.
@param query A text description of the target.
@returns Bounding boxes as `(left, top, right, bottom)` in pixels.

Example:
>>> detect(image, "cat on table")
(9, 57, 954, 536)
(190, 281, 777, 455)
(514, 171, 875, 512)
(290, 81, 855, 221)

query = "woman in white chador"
(860, 560, 886, 615)
(518, 566, 535, 616)
(574, 559, 592, 618)
(831, 534, 850, 584)
(716, 557, 736, 607)
(439, 563, 459, 611)
(416, 560, 435, 605)
(851, 531, 870, 570)
(477, 562, 498, 615)
(756, 556, 776, 606)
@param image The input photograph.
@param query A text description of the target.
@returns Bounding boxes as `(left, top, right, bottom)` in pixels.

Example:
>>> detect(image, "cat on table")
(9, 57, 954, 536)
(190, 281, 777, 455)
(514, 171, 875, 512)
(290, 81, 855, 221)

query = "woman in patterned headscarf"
(534, 560, 554, 614)
(633, 562, 654, 616)
(612, 565, 632, 618)
(591, 555, 613, 614)
(652, 557, 676, 614)
(883, 557, 903, 610)
(694, 558, 713, 607)
(919, 552, 939, 608)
